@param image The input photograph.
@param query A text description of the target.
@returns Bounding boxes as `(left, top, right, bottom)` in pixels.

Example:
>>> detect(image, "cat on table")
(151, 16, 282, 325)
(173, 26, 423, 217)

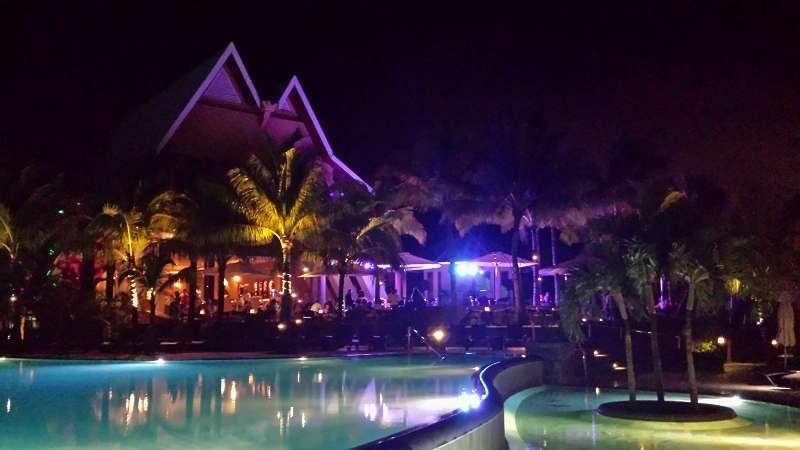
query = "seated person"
(386, 289, 401, 308)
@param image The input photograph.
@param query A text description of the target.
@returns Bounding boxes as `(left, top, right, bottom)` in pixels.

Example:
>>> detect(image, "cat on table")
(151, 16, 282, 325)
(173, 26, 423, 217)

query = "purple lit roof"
(111, 41, 370, 190)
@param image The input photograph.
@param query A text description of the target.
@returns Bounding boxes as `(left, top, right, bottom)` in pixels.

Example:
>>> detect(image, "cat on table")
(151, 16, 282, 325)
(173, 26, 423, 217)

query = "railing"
(408, 327, 445, 359)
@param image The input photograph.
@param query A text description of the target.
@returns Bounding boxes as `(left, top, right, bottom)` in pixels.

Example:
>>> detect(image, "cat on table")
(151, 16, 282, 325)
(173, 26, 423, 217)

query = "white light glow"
(455, 263, 479, 277)
(702, 395, 744, 408)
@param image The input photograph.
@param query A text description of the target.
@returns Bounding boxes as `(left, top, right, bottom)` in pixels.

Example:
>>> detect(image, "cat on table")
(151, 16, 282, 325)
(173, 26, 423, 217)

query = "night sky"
(2, 1, 800, 233)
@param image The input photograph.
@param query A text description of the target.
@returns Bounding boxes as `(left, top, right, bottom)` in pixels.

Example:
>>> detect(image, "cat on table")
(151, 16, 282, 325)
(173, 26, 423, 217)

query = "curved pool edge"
(355, 357, 544, 450)
(558, 380, 800, 409)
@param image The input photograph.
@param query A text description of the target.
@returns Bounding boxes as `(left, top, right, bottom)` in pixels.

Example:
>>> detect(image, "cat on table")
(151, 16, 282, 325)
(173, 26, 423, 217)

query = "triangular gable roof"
(278, 76, 372, 191)
(112, 42, 261, 155)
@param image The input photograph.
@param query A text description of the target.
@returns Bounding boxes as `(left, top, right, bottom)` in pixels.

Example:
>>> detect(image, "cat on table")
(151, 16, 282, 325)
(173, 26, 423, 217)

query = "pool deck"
(576, 370, 800, 408)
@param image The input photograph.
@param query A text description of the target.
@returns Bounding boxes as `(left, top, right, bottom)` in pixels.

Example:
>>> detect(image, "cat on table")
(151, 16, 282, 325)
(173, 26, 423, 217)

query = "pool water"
(507, 386, 800, 449)
(0, 354, 496, 449)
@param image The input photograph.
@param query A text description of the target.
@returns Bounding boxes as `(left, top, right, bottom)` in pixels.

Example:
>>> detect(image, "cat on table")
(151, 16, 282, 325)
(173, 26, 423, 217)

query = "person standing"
(345, 289, 353, 309)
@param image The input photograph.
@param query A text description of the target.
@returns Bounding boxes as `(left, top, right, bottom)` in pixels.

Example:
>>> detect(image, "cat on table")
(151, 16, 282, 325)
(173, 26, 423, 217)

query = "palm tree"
(118, 252, 175, 323)
(0, 168, 67, 339)
(448, 120, 612, 323)
(149, 180, 268, 323)
(357, 207, 426, 304)
(0, 204, 17, 262)
(228, 149, 324, 296)
(624, 240, 666, 403)
(374, 169, 469, 312)
(89, 204, 147, 302)
(307, 181, 426, 313)
(560, 264, 636, 402)
(563, 245, 639, 401)
(670, 244, 713, 404)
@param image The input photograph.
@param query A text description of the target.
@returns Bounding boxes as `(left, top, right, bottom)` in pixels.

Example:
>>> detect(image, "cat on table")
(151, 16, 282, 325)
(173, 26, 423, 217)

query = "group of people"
(165, 283, 439, 323)
(168, 289, 218, 319)
(342, 287, 411, 312)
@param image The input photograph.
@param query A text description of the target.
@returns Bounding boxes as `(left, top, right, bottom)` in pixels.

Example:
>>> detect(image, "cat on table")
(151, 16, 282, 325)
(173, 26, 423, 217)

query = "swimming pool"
(506, 386, 800, 449)
(0, 354, 497, 449)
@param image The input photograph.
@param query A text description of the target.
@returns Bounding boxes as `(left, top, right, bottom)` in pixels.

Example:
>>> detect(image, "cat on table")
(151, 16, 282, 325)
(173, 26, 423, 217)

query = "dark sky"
(2, 1, 800, 221)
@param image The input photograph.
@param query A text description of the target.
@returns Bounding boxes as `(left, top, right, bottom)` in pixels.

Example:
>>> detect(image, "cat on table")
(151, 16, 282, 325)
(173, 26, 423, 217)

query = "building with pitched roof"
(111, 42, 371, 317)
(112, 42, 369, 189)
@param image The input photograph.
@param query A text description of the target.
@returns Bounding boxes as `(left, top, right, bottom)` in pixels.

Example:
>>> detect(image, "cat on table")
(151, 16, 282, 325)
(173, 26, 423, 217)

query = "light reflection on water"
(508, 386, 800, 450)
(0, 355, 495, 449)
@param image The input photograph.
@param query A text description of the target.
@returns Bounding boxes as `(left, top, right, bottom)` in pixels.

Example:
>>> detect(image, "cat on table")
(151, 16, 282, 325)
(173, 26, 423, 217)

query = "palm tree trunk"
(613, 293, 636, 402)
(374, 267, 381, 304)
(281, 238, 292, 293)
(531, 227, 539, 306)
(684, 286, 699, 404)
(448, 229, 458, 308)
(510, 214, 523, 323)
(217, 256, 227, 323)
(149, 290, 157, 324)
(105, 264, 115, 301)
(338, 266, 347, 316)
(80, 252, 96, 302)
(188, 255, 198, 323)
(550, 227, 559, 305)
(646, 288, 665, 402)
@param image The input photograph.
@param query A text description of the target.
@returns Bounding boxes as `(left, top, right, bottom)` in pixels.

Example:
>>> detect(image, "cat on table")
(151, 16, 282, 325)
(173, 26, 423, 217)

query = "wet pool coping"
(0, 348, 513, 362)
(565, 371, 800, 409)
(356, 357, 545, 450)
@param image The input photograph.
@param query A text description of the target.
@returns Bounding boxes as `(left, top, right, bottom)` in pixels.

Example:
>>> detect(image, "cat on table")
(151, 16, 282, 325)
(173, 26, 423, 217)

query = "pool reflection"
(0, 355, 492, 449)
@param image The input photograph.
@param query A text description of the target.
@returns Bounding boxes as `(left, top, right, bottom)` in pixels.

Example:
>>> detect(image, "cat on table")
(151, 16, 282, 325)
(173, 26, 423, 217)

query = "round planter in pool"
(598, 400, 737, 422)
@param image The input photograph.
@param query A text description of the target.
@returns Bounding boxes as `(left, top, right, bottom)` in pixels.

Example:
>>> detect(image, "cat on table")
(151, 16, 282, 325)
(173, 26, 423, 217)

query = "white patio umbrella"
(775, 290, 796, 368)
(466, 252, 535, 300)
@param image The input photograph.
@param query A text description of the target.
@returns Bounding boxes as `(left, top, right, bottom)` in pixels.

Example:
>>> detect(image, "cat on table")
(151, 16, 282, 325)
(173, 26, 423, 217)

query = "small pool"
(507, 386, 800, 449)
(0, 354, 497, 449)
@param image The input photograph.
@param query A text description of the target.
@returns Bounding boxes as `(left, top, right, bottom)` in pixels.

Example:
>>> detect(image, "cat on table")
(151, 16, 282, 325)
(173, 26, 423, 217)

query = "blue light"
(455, 263, 479, 277)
